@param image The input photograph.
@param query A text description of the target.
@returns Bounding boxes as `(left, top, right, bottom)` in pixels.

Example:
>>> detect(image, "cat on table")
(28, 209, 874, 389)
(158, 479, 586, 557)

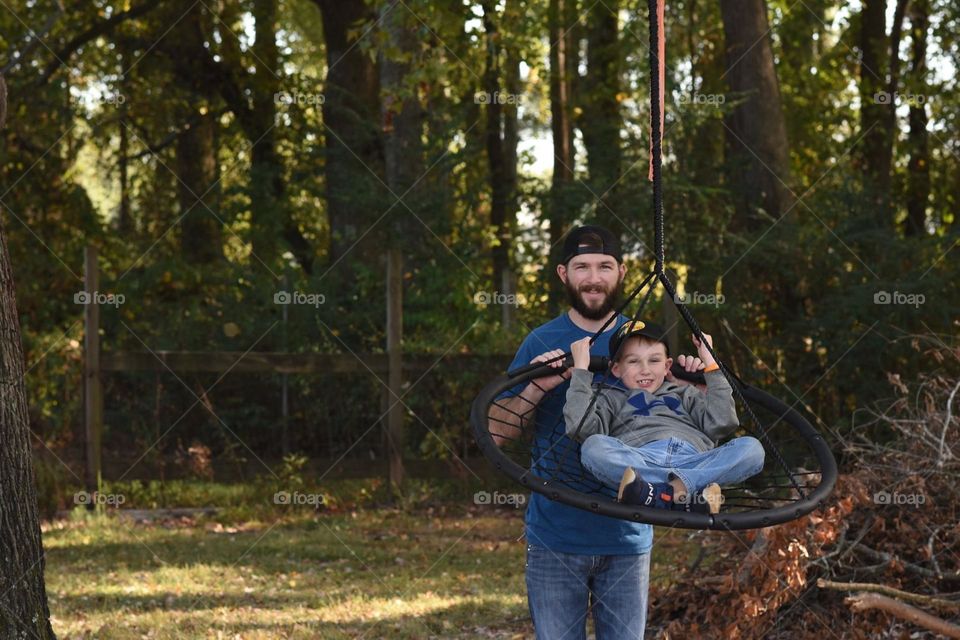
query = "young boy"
(561, 320, 765, 513)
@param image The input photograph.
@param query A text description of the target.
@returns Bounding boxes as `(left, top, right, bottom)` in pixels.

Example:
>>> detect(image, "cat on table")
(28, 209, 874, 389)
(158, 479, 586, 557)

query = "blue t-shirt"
(505, 312, 653, 555)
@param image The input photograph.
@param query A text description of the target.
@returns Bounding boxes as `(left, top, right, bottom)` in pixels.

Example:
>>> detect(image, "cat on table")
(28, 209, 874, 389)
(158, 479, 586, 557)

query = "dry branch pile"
(650, 341, 960, 639)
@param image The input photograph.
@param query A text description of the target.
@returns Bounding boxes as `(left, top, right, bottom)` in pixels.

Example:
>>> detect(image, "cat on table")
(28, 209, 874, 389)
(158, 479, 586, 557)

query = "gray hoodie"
(563, 368, 740, 452)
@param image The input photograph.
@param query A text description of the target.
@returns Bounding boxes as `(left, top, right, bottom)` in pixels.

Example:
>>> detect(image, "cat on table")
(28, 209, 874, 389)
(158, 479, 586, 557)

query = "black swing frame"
(469, 353, 838, 530)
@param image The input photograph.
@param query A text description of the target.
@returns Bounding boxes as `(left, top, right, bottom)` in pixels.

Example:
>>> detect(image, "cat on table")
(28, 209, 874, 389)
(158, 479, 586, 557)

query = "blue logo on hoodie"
(628, 393, 684, 417)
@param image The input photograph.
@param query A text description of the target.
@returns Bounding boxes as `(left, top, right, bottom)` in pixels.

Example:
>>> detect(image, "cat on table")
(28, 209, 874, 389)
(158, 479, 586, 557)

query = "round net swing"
(468, 0, 837, 531)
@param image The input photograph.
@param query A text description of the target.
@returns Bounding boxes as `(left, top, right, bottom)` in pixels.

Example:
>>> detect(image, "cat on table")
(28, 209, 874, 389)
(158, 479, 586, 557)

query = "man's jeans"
(580, 434, 765, 496)
(526, 542, 650, 639)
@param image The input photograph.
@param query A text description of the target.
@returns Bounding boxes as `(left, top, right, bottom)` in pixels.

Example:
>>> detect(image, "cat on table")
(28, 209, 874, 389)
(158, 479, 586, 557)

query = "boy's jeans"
(525, 542, 650, 639)
(580, 434, 765, 496)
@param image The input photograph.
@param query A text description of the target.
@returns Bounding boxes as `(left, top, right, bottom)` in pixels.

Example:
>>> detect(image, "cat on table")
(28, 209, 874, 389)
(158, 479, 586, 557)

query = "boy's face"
(611, 337, 673, 392)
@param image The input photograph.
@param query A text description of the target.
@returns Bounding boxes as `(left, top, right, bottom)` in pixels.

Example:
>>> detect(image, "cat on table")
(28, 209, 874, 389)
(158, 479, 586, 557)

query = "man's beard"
(565, 280, 623, 320)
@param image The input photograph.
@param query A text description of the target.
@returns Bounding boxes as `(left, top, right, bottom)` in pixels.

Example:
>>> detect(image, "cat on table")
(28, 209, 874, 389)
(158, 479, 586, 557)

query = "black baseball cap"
(609, 320, 670, 359)
(560, 225, 622, 265)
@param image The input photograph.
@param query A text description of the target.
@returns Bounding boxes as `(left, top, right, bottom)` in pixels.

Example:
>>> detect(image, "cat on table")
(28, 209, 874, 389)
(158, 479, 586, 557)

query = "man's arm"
(488, 381, 547, 447)
(488, 348, 571, 447)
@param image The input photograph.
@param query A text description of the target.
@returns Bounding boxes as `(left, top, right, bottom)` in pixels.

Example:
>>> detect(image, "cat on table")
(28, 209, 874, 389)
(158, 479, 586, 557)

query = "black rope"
(648, 0, 665, 275)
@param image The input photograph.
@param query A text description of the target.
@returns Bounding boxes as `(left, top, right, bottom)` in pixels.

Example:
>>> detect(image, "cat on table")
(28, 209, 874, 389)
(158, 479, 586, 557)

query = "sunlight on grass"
(43, 480, 703, 639)
(45, 505, 534, 639)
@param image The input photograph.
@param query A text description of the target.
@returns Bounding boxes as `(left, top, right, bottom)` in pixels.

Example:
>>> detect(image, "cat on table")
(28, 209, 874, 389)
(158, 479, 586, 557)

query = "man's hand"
(570, 337, 592, 370)
(529, 348, 571, 392)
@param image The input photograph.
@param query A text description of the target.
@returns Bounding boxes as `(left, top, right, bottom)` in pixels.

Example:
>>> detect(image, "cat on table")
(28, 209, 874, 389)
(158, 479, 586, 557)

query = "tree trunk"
(548, 0, 578, 312)
(0, 74, 57, 640)
(905, 0, 929, 237)
(179, 0, 313, 273)
(421, 17, 458, 242)
(780, 0, 825, 71)
(169, 2, 223, 264)
(720, 0, 793, 224)
(315, 0, 383, 265)
(501, 46, 520, 329)
(251, 0, 316, 273)
(118, 106, 131, 233)
(118, 45, 132, 234)
(856, 0, 908, 224)
(379, 0, 427, 488)
(857, 0, 888, 208)
(719, 0, 805, 362)
(249, 0, 283, 265)
(177, 112, 223, 263)
(380, 0, 424, 233)
(581, 1, 622, 232)
(482, 1, 518, 328)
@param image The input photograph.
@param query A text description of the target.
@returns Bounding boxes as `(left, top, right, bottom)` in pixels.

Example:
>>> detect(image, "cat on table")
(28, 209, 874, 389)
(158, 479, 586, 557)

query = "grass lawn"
(43, 481, 700, 639)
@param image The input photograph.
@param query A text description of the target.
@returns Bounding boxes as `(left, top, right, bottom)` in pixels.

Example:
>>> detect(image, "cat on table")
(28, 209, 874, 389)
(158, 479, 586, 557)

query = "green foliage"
(0, 0, 956, 473)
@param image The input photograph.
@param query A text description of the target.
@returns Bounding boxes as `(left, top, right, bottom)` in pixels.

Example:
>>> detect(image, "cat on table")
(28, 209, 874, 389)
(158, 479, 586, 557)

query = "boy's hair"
(613, 334, 670, 363)
(609, 320, 670, 360)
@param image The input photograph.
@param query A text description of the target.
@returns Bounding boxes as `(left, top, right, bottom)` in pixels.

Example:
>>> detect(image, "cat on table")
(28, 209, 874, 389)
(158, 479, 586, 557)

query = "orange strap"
(703, 363, 720, 373)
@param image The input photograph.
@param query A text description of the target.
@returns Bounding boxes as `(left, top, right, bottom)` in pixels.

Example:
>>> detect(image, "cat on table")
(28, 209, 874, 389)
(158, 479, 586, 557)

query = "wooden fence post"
(280, 272, 290, 456)
(83, 245, 103, 494)
(386, 248, 405, 488)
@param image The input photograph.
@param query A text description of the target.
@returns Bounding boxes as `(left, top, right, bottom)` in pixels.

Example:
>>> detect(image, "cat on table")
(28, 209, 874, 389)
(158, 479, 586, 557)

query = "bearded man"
(489, 225, 652, 639)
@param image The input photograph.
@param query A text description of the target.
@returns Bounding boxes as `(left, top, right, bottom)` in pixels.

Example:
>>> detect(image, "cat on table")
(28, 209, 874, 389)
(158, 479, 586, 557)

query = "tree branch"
(121, 108, 228, 162)
(818, 579, 960, 612)
(845, 592, 960, 638)
(37, 0, 164, 83)
(854, 543, 960, 582)
(1, 2, 65, 76)
(940, 379, 960, 466)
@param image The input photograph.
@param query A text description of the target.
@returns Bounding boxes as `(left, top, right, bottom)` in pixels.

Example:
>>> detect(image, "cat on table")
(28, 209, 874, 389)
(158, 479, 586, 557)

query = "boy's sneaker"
(618, 469, 723, 515)
(617, 468, 675, 509)
(673, 483, 723, 514)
